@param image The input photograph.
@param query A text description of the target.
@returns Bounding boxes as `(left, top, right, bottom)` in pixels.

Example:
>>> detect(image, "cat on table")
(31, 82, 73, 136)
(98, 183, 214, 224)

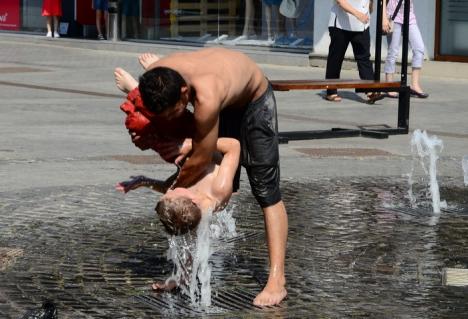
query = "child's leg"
(96, 10, 104, 36)
(152, 279, 178, 292)
(45, 16, 52, 35)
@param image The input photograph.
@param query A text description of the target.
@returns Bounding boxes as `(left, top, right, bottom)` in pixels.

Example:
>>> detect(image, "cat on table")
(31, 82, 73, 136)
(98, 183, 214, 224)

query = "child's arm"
(116, 169, 179, 194)
(211, 138, 241, 203)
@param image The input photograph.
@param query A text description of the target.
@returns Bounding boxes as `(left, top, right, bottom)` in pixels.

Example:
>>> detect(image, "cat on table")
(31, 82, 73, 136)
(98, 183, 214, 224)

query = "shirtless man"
(117, 137, 240, 290)
(114, 48, 288, 306)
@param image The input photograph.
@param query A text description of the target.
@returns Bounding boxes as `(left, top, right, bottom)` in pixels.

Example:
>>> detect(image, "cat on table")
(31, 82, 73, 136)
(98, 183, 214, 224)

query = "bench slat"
(270, 79, 401, 91)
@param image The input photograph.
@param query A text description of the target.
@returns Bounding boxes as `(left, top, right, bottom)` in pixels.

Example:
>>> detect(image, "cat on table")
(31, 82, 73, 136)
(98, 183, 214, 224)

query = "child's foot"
(152, 279, 178, 292)
(53, 31, 60, 38)
(46, 31, 52, 38)
(114, 67, 138, 93)
(253, 279, 287, 306)
(138, 53, 160, 70)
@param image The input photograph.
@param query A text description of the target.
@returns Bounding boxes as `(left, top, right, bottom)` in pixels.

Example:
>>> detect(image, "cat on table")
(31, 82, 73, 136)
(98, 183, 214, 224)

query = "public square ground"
(1, 33, 468, 318)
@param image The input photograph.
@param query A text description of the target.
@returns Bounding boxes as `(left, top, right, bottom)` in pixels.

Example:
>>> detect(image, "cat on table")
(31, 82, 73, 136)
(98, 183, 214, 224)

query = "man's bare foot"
(151, 279, 178, 292)
(138, 53, 160, 70)
(253, 279, 287, 306)
(114, 67, 138, 94)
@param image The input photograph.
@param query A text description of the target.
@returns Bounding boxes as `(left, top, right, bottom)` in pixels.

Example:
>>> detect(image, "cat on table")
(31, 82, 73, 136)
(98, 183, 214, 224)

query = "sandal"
(386, 92, 399, 98)
(98, 34, 105, 40)
(325, 94, 342, 102)
(366, 92, 384, 104)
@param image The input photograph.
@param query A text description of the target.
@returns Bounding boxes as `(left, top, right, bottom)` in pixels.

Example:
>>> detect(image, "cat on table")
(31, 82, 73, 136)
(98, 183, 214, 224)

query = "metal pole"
(398, 0, 411, 131)
(374, 0, 383, 81)
(107, 0, 119, 42)
(400, 0, 410, 86)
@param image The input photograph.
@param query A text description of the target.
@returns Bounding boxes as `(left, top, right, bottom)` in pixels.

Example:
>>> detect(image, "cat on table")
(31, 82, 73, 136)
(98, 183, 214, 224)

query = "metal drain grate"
(295, 148, 393, 158)
(135, 288, 263, 316)
(220, 231, 262, 244)
(136, 294, 204, 316)
(442, 207, 468, 215)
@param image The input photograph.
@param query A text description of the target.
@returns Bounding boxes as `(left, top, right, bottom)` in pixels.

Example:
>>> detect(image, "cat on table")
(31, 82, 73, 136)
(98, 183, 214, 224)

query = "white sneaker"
(46, 31, 52, 38)
(53, 32, 60, 38)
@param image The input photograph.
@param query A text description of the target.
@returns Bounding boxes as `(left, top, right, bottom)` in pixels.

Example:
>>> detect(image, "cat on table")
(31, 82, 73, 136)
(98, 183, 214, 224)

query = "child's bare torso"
(187, 160, 223, 212)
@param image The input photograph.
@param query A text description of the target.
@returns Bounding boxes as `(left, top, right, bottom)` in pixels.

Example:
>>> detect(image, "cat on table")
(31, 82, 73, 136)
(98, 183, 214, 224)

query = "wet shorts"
(219, 83, 282, 208)
(93, 0, 108, 11)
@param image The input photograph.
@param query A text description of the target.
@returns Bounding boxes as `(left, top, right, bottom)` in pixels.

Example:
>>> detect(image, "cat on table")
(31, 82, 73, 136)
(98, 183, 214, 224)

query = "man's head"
(155, 188, 202, 236)
(138, 67, 188, 119)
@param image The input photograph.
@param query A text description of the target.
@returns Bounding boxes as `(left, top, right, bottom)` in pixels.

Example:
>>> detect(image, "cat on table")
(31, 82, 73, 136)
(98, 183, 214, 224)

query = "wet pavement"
(1, 177, 468, 318)
(1, 34, 468, 318)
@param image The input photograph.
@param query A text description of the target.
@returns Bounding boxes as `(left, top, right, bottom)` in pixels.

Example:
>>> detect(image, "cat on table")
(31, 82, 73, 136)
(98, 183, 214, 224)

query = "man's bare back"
(145, 47, 269, 112)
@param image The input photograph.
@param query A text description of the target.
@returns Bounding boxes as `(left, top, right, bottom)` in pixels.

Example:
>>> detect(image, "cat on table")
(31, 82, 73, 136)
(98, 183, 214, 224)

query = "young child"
(116, 137, 240, 291)
(42, 0, 62, 38)
(117, 137, 240, 235)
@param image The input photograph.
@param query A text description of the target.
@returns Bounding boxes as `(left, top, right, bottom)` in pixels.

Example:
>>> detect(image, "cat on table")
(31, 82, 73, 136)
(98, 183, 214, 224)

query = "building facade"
(0, 1, 467, 62)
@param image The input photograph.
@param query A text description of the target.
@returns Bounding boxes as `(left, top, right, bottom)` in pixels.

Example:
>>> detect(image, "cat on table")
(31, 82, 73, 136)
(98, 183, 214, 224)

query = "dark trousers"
(325, 27, 374, 96)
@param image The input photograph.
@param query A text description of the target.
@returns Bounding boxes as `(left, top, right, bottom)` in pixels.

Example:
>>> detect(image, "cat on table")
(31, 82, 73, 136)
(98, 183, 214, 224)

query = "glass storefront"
(120, 0, 313, 51)
(437, 0, 468, 60)
(0, 0, 314, 52)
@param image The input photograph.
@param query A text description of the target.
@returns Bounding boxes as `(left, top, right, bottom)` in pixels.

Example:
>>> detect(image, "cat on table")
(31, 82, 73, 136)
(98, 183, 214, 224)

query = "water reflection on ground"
(0, 177, 467, 318)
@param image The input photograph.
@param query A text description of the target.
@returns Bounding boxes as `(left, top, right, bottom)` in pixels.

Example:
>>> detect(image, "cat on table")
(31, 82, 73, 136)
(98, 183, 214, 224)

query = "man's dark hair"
(155, 196, 202, 236)
(138, 67, 186, 114)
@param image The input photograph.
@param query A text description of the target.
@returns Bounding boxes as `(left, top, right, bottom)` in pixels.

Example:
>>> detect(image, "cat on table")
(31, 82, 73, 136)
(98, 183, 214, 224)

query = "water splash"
(462, 156, 468, 186)
(164, 207, 237, 309)
(408, 130, 447, 215)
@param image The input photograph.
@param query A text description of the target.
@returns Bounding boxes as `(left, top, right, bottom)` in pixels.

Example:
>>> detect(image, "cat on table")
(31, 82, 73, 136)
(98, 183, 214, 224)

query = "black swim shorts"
(240, 83, 282, 208)
(218, 82, 282, 208)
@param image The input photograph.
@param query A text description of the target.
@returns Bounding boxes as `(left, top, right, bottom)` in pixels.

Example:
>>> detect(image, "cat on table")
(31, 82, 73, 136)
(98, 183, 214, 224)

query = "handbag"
(384, 0, 404, 35)
(279, 0, 300, 19)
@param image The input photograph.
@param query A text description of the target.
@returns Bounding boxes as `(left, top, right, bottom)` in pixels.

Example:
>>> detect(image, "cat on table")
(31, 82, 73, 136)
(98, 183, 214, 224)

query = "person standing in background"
(93, 0, 108, 40)
(42, 0, 62, 38)
(325, 0, 382, 103)
(384, 0, 428, 98)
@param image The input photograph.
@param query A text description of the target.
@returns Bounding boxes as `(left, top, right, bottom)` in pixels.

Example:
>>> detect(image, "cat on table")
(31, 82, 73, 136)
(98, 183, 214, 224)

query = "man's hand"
(152, 139, 185, 163)
(355, 11, 370, 24)
(174, 138, 192, 165)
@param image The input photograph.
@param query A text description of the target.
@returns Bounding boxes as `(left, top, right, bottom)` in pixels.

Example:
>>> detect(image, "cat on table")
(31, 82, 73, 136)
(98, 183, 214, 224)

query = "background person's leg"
(45, 16, 52, 37)
(350, 28, 374, 81)
(384, 23, 402, 96)
(408, 24, 426, 95)
(325, 27, 350, 97)
(53, 16, 60, 37)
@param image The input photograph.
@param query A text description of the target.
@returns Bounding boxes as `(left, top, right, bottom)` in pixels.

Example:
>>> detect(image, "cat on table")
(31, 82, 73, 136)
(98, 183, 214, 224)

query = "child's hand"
(116, 175, 148, 193)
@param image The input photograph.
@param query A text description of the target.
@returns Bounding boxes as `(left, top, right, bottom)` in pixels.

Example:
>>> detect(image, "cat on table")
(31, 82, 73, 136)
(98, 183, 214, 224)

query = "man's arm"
(211, 138, 241, 203)
(173, 78, 223, 188)
(336, 0, 370, 24)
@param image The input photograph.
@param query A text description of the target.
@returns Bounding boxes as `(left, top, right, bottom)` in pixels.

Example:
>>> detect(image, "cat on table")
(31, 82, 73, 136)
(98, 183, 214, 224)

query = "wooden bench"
(269, 79, 410, 143)
(270, 79, 401, 91)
